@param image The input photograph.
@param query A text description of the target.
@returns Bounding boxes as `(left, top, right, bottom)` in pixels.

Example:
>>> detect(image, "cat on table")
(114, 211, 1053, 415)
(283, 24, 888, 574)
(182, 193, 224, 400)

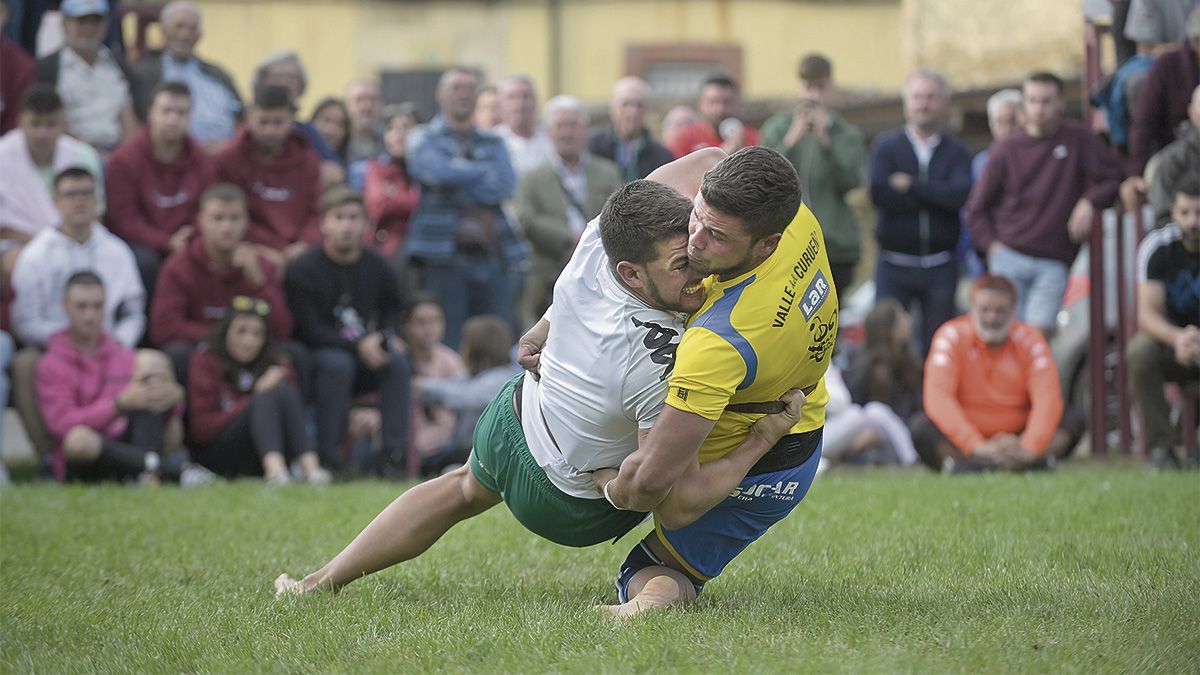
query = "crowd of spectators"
(0, 0, 1197, 485)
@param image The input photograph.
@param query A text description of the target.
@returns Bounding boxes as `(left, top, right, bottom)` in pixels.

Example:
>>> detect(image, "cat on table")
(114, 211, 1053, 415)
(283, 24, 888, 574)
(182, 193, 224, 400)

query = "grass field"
(2, 465, 1197, 673)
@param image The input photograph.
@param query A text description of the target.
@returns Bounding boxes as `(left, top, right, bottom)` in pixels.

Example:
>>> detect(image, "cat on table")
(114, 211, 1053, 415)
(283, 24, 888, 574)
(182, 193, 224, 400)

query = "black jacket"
(587, 126, 675, 182)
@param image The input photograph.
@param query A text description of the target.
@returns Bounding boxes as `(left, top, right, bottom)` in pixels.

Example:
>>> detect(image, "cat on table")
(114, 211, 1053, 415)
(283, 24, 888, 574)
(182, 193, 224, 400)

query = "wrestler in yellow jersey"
(667, 202, 837, 463)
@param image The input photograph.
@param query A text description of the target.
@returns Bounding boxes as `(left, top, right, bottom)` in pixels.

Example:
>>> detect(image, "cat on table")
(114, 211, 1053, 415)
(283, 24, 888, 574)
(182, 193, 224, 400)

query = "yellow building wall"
(903, 0, 1083, 91)
(188, 0, 1080, 113)
(191, 0, 906, 112)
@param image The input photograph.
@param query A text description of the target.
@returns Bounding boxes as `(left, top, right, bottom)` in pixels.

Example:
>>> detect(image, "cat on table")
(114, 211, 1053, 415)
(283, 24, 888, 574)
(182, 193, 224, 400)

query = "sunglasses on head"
(231, 295, 270, 317)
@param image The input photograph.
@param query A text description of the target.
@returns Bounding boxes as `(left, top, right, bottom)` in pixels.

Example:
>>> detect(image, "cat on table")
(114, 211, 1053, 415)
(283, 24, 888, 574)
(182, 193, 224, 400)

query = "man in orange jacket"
(911, 274, 1083, 471)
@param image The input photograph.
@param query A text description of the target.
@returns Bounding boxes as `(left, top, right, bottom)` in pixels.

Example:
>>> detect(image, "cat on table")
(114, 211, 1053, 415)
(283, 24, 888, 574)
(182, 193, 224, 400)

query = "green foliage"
(2, 467, 1197, 673)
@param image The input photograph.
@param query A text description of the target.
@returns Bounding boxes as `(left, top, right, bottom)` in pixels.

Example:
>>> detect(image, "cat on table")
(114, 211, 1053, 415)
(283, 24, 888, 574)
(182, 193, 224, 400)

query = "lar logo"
(675, 387, 689, 401)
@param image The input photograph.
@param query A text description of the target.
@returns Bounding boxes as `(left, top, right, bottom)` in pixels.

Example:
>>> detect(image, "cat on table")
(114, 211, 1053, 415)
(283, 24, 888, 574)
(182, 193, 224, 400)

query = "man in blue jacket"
(869, 68, 973, 354)
(406, 67, 526, 348)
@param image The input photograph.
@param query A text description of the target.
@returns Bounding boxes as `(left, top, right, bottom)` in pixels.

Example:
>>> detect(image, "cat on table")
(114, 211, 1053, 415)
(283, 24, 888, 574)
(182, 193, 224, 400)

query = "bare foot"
(274, 573, 305, 598)
(596, 576, 681, 621)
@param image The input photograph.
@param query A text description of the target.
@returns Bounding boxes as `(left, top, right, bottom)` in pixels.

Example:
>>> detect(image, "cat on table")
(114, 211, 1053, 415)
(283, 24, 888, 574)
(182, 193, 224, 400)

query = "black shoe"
(1146, 447, 1180, 471)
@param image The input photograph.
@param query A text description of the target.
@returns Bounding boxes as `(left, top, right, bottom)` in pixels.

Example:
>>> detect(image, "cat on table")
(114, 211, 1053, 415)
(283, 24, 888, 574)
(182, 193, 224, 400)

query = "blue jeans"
(0, 330, 12, 451)
(310, 347, 412, 470)
(418, 255, 518, 349)
(986, 244, 1068, 331)
(875, 258, 960, 355)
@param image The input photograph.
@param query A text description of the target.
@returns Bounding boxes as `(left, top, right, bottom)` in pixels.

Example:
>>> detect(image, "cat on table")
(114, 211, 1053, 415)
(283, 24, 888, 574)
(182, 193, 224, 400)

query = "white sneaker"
(306, 467, 332, 486)
(180, 464, 221, 488)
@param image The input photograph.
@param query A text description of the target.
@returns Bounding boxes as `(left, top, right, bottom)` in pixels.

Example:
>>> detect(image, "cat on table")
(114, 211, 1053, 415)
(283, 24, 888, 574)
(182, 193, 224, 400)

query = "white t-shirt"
(521, 219, 686, 498)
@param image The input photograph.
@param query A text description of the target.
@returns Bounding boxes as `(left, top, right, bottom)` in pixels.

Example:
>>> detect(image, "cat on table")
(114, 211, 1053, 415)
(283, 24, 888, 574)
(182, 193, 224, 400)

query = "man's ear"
(614, 260, 645, 289)
(754, 232, 783, 258)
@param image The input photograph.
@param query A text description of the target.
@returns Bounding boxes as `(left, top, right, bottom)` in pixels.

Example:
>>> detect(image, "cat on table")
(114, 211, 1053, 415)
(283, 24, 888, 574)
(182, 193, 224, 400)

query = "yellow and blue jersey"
(667, 203, 838, 463)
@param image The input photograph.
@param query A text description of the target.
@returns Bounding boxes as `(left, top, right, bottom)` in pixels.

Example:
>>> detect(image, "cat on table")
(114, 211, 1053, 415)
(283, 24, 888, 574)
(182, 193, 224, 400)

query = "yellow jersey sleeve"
(665, 326, 745, 421)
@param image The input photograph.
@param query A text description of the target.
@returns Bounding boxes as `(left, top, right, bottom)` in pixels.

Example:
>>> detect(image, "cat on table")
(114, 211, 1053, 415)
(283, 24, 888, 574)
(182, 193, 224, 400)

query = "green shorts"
(469, 374, 647, 548)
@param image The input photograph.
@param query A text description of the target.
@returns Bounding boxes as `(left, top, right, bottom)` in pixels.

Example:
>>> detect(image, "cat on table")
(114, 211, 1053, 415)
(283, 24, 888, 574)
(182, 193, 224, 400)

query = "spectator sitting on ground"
(0, 0, 36, 136)
(1128, 6, 1200, 175)
(286, 185, 412, 475)
(587, 76, 674, 182)
(11, 167, 143, 349)
(967, 71, 1124, 338)
(35, 271, 193, 483)
(842, 298, 922, 466)
(104, 81, 217, 299)
(406, 67, 523, 348)
(215, 84, 321, 271)
(128, 0, 241, 150)
(0, 84, 102, 278)
(473, 84, 500, 131)
(34, 0, 136, 154)
(912, 274, 1084, 473)
(1127, 179, 1200, 469)
(355, 103, 420, 260)
(1140, 84, 1200, 226)
(869, 68, 973, 354)
(149, 183, 293, 381)
(762, 53, 867, 293)
(403, 293, 467, 467)
(344, 78, 384, 164)
(186, 297, 328, 484)
(309, 96, 350, 169)
(516, 95, 622, 327)
(415, 314, 520, 475)
(815, 363, 919, 475)
(666, 74, 760, 157)
(495, 74, 555, 177)
(252, 50, 344, 186)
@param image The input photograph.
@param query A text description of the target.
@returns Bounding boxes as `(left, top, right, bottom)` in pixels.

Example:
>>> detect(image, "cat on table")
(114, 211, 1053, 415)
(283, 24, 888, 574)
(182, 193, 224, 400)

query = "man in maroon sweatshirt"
(150, 183, 294, 382)
(215, 84, 321, 271)
(105, 81, 216, 299)
(0, 0, 35, 136)
(966, 72, 1123, 337)
(1128, 7, 1200, 176)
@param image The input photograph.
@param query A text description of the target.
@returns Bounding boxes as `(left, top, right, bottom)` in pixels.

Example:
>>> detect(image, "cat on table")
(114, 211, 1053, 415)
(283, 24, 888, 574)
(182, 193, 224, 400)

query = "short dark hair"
(20, 83, 63, 115)
(798, 53, 832, 82)
(403, 292, 444, 325)
(65, 270, 103, 292)
(702, 74, 738, 93)
(598, 180, 692, 267)
(199, 183, 246, 209)
(252, 84, 295, 112)
(699, 146, 802, 240)
(320, 184, 364, 215)
(150, 80, 192, 105)
(1174, 175, 1200, 200)
(1026, 71, 1064, 94)
(53, 166, 95, 192)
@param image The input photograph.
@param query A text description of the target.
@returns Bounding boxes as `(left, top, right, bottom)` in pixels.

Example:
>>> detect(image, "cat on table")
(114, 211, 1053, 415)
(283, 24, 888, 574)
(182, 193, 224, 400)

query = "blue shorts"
(616, 440, 822, 601)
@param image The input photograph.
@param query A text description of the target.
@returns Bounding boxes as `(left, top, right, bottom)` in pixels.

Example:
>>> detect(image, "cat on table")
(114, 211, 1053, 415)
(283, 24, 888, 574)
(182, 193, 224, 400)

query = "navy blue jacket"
(868, 128, 973, 257)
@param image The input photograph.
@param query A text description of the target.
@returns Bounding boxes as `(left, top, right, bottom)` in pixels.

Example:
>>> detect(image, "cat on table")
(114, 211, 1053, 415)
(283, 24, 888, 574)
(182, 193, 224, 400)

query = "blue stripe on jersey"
(692, 275, 758, 390)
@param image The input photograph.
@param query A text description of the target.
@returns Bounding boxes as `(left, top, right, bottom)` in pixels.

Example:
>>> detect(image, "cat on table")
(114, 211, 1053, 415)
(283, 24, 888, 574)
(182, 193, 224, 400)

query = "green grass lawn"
(1, 465, 1197, 673)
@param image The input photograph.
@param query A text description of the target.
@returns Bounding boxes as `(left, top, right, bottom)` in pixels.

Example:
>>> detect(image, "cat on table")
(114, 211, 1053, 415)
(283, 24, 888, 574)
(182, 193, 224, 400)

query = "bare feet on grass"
(274, 573, 305, 598)
(595, 576, 683, 621)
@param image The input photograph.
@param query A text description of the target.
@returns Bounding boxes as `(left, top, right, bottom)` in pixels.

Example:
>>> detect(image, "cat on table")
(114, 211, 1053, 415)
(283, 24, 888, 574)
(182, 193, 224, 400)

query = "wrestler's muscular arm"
(606, 389, 805, 529)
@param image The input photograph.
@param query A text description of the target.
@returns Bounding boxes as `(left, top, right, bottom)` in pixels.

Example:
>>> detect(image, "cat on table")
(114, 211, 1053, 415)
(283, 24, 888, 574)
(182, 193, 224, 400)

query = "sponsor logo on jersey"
(631, 316, 679, 381)
(800, 269, 830, 321)
(729, 480, 801, 501)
